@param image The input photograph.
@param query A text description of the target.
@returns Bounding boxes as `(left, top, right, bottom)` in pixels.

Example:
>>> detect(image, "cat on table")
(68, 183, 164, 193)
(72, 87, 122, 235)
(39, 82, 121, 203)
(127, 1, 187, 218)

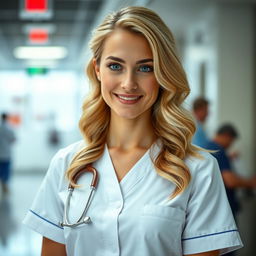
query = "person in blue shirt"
(192, 97, 209, 148)
(0, 113, 16, 194)
(206, 124, 256, 217)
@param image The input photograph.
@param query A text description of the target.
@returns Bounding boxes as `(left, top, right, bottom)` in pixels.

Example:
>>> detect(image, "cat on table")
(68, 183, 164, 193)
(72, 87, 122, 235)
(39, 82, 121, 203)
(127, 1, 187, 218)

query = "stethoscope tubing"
(60, 166, 99, 228)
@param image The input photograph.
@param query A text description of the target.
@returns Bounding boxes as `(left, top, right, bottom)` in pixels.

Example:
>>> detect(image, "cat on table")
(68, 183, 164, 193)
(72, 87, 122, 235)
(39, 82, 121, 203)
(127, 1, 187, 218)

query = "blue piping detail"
(29, 209, 64, 230)
(182, 229, 238, 241)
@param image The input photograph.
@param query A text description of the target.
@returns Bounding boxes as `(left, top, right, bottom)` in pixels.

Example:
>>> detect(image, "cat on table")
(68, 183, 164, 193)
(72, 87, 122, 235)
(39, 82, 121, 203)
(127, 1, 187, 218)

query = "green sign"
(26, 67, 48, 75)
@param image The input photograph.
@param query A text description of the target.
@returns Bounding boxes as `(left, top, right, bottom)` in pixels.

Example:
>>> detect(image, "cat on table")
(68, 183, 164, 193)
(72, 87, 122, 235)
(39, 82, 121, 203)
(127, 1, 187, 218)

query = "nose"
(121, 71, 138, 91)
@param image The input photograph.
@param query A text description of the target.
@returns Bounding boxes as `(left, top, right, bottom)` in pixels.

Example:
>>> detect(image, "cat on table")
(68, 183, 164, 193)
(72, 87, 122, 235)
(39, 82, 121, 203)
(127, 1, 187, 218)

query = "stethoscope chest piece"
(60, 165, 99, 228)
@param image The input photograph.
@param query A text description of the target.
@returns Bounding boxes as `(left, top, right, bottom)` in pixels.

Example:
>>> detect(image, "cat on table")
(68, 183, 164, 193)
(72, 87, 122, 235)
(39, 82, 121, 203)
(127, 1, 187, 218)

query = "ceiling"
(0, 0, 104, 70)
(0, 0, 255, 71)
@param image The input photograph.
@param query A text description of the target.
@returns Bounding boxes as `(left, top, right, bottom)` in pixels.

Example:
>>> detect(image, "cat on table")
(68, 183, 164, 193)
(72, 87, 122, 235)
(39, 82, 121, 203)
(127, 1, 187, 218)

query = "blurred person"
(192, 97, 210, 148)
(48, 128, 60, 147)
(48, 112, 61, 147)
(23, 6, 242, 256)
(206, 124, 256, 256)
(0, 113, 16, 195)
(206, 124, 256, 216)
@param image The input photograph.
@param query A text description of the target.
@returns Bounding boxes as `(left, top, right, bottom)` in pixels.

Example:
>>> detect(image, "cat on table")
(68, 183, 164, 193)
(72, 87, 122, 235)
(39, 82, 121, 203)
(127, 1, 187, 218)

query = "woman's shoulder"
(184, 151, 223, 194)
(185, 150, 219, 178)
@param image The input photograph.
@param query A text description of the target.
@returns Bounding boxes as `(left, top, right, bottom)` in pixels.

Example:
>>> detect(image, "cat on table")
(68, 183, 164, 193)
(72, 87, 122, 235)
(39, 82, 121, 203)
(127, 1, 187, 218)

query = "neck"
(196, 116, 204, 123)
(107, 110, 156, 150)
(194, 112, 204, 123)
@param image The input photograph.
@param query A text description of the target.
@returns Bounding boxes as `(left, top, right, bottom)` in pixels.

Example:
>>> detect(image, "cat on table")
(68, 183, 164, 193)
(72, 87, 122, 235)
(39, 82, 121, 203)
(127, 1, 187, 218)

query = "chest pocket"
(139, 204, 185, 254)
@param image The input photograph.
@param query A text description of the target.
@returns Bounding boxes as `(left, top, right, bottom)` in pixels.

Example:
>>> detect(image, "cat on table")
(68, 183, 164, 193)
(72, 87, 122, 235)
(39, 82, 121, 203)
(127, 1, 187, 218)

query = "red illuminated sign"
(25, 0, 48, 12)
(29, 29, 48, 43)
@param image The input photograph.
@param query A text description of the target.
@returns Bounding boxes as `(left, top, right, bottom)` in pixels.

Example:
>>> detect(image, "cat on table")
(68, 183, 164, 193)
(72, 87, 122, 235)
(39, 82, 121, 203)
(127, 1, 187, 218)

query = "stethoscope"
(60, 165, 99, 228)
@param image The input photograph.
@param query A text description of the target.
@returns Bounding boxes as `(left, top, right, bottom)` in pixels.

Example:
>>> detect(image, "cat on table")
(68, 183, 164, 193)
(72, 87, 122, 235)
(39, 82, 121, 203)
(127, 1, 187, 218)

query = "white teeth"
(117, 95, 140, 100)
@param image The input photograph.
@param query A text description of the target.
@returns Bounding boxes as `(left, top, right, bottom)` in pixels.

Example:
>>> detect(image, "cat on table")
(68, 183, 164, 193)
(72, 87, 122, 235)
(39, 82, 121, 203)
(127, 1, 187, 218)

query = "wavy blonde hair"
(67, 6, 200, 198)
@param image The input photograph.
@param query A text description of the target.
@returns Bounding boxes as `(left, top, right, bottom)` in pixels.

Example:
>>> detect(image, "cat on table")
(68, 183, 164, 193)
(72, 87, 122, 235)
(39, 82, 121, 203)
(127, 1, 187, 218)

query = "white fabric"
(23, 140, 243, 256)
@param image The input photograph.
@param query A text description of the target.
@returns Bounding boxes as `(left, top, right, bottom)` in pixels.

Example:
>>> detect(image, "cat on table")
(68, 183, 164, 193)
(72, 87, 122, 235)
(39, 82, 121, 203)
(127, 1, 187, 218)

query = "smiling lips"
(114, 93, 143, 104)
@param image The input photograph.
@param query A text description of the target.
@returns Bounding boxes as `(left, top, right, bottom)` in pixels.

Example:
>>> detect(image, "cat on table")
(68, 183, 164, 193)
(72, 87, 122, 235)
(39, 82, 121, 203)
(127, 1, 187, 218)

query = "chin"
(114, 110, 142, 120)
(119, 114, 140, 120)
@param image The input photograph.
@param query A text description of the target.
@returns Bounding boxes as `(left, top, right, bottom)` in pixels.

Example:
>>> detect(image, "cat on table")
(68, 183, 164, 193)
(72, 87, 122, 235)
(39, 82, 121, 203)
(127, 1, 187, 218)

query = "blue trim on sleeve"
(182, 229, 238, 241)
(29, 209, 64, 230)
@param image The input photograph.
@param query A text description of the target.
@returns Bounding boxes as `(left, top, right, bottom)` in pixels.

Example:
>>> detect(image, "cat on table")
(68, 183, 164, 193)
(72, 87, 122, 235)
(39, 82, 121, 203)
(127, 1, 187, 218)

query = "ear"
(93, 58, 101, 81)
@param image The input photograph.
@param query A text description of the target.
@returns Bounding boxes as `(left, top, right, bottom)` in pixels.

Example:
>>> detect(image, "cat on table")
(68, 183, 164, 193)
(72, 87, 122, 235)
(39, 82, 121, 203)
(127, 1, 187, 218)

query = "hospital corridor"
(0, 0, 256, 255)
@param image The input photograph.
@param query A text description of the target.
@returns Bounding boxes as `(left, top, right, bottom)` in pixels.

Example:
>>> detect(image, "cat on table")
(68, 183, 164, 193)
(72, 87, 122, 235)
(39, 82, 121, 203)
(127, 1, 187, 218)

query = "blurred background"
(0, 0, 255, 255)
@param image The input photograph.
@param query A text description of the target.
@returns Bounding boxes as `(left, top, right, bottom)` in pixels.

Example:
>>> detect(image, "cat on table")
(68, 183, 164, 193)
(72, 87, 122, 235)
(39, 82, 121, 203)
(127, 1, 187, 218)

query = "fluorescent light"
(14, 46, 67, 60)
(25, 60, 58, 68)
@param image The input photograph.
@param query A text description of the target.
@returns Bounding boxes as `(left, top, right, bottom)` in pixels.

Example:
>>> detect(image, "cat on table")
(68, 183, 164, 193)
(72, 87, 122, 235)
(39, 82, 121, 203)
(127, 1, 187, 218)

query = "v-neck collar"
(103, 141, 160, 196)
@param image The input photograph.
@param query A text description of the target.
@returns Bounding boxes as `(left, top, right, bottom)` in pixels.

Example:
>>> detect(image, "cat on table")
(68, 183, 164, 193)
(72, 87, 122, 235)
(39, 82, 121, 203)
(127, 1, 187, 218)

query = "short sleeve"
(23, 150, 67, 244)
(182, 153, 243, 255)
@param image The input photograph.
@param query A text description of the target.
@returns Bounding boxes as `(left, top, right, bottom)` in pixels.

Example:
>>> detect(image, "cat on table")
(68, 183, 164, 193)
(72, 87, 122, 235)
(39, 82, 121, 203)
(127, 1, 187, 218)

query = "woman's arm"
(41, 237, 67, 256)
(185, 250, 219, 256)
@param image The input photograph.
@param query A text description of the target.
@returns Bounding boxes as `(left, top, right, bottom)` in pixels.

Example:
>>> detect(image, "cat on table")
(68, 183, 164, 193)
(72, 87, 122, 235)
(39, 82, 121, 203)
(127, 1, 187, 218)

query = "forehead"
(101, 28, 153, 60)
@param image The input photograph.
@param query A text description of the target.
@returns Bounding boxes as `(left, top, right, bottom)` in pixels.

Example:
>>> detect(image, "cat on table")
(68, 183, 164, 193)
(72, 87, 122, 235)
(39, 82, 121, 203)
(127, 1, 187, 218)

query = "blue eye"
(108, 63, 122, 71)
(139, 65, 153, 72)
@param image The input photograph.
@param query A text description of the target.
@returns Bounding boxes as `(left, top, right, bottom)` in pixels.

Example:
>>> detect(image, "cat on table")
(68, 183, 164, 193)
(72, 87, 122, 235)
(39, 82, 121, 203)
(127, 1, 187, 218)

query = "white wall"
(216, 3, 255, 175)
(0, 71, 85, 172)
(147, 0, 255, 174)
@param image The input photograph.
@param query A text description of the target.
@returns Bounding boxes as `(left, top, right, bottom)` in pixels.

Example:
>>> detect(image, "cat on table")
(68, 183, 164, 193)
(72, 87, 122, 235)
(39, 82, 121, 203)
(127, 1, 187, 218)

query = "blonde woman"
(23, 6, 243, 256)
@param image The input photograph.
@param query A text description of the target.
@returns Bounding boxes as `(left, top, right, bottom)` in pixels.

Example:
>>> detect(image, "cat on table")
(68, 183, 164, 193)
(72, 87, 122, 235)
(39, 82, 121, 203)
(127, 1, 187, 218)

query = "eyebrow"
(105, 56, 153, 64)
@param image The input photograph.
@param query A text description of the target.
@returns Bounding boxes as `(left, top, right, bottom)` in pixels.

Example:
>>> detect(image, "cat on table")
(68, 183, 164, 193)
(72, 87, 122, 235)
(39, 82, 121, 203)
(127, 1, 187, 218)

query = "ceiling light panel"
(14, 46, 68, 60)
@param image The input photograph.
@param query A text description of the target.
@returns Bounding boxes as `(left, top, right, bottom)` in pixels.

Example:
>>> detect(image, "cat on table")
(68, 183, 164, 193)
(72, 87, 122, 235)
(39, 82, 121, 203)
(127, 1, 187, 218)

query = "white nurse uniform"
(23, 140, 243, 256)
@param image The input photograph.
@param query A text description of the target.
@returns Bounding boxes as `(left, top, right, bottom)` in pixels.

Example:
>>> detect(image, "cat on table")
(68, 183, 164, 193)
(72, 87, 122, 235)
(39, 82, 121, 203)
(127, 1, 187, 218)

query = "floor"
(0, 174, 43, 256)
(236, 190, 256, 256)
(0, 173, 255, 256)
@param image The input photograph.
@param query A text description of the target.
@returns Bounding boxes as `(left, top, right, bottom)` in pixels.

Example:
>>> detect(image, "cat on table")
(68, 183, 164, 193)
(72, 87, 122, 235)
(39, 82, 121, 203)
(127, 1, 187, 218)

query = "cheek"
(145, 79, 160, 99)
(98, 66, 114, 90)
(100, 76, 116, 102)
